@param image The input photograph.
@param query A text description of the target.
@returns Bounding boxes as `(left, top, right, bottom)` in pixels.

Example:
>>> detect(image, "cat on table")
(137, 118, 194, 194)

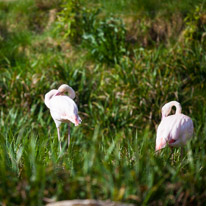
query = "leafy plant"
(184, 6, 206, 43)
(82, 16, 127, 64)
(56, 0, 128, 64)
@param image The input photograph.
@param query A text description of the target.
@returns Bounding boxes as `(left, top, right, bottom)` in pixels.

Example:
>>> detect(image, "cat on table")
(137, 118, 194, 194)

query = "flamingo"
(155, 101, 194, 155)
(44, 84, 82, 151)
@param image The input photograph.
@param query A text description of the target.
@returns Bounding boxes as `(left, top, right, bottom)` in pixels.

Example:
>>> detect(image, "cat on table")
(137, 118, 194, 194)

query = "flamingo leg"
(68, 123, 70, 148)
(170, 147, 174, 163)
(181, 147, 183, 159)
(57, 127, 61, 151)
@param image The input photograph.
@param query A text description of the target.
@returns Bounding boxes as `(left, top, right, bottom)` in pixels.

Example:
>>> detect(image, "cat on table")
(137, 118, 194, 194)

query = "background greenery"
(0, 0, 206, 205)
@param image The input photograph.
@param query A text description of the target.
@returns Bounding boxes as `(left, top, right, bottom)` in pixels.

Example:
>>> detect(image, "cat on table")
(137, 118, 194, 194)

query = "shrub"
(183, 5, 206, 45)
(56, 0, 128, 64)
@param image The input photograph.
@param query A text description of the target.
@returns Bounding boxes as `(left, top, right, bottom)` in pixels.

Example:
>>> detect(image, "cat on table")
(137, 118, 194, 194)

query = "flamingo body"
(49, 95, 81, 126)
(44, 84, 81, 151)
(155, 101, 194, 151)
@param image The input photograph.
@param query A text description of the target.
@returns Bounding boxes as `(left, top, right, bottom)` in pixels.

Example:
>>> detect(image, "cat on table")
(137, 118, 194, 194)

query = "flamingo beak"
(55, 92, 61, 96)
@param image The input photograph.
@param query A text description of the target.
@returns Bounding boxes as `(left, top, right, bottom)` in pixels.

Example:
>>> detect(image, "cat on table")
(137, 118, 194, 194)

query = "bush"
(82, 16, 127, 64)
(184, 5, 206, 45)
(56, 0, 128, 64)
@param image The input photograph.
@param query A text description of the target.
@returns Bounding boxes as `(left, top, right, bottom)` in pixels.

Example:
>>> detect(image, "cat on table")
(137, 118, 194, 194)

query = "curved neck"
(57, 86, 75, 99)
(169, 101, 182, 115)
(67, 87, 75, 99)
(44, 89, 58, 108)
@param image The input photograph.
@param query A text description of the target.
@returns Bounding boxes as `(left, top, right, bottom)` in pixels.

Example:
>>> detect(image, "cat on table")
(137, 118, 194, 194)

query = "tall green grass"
(1, 107, 205, 205)
(1, 0, 206, 205)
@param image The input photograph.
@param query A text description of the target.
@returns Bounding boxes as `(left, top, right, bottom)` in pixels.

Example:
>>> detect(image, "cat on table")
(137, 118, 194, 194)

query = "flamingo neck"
(45, 89, 58, 108)
(169, 101, 182, 115)
(66, 87, 75, 99)
(57, 86, 75, 99)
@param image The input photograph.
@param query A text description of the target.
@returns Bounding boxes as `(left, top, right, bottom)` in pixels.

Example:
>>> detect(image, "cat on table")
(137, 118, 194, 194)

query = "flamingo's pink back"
(48, 95, 81, 126)
(156, 114, 193, 151)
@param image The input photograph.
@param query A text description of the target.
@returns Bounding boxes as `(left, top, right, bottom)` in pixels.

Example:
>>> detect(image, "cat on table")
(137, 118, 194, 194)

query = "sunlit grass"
(1, 108, 205, 205)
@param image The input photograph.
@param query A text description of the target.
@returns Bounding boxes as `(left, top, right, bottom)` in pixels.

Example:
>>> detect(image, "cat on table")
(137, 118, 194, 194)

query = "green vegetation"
(1, 0, 206, 205)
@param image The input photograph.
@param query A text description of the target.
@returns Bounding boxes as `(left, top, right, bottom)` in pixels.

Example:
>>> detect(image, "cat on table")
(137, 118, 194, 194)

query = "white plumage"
(45, 84, 81, 151)
(156, 101, 194, 151)
(49, 95, 81, 127)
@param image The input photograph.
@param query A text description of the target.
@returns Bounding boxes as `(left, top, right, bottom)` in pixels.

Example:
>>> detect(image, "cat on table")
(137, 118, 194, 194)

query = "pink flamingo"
(155, 101, 194, 154)
(44, 84, 82, 151)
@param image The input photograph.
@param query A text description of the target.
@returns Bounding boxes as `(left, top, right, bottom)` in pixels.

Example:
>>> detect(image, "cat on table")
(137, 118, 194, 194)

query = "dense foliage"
(0, 0, 206, 205)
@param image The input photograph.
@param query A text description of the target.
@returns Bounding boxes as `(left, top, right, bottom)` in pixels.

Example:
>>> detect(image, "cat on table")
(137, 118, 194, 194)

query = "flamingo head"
(56, 84, 76, 99)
